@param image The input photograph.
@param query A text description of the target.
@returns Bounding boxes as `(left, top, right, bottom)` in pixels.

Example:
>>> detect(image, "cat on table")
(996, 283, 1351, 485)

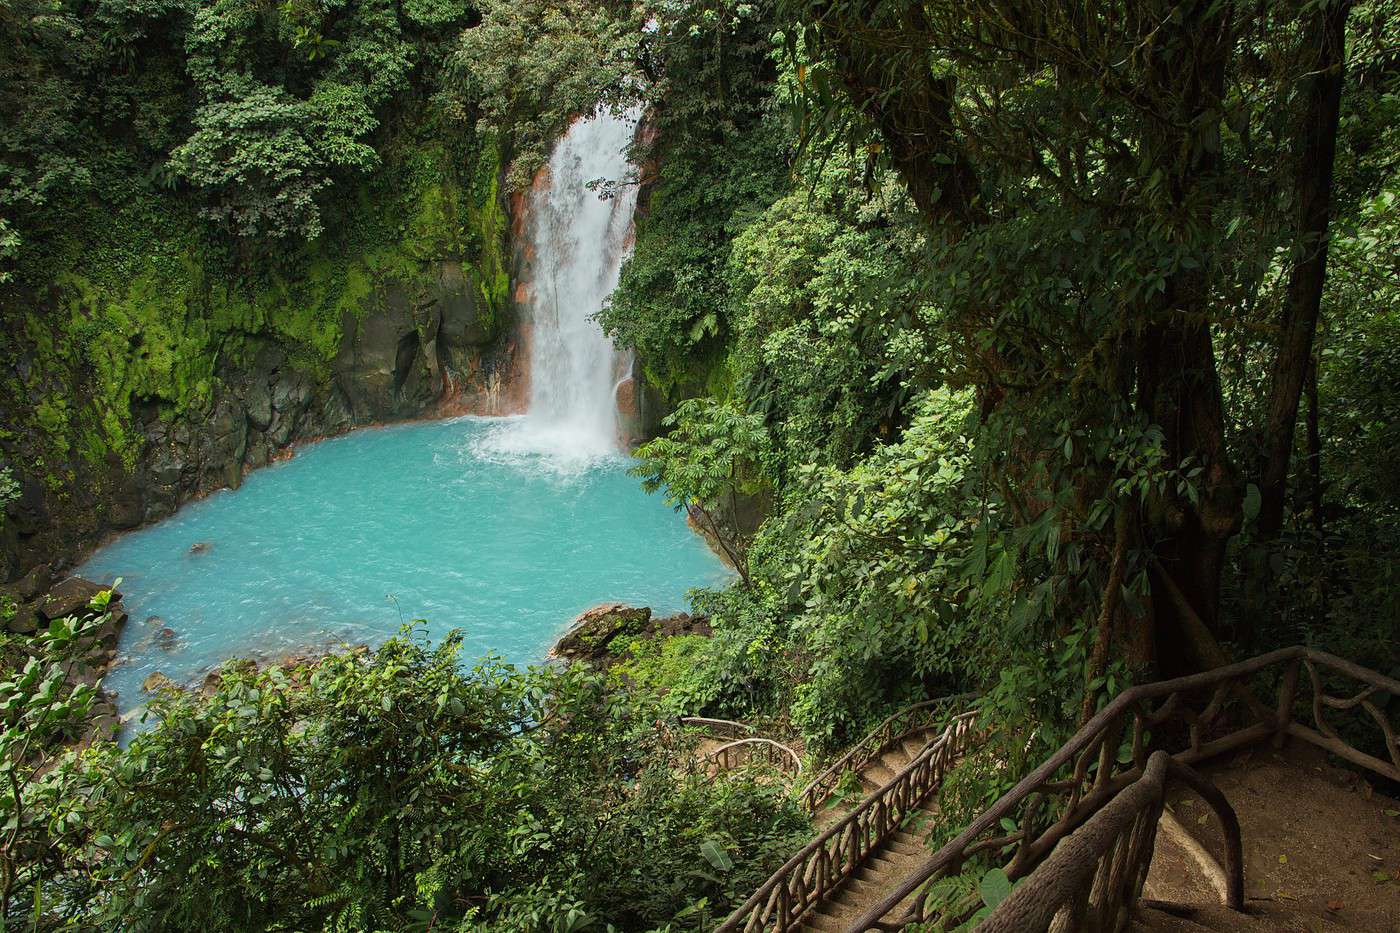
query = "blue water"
(79, 417, 729, 714)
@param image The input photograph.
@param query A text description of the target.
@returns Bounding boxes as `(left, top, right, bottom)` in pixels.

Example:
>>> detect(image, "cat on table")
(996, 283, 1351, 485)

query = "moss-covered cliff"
(0, 138, 521, 579)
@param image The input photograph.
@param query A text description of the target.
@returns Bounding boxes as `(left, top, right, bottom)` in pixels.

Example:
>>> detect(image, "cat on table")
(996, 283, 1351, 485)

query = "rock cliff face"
(1, 256, 526, 581)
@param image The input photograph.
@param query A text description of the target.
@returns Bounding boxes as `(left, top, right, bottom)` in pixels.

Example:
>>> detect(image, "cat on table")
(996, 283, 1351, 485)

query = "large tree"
(779, 0, 1356, 676)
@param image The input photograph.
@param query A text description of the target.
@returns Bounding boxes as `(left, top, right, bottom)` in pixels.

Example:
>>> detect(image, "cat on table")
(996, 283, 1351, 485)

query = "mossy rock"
(552, 603, 653, 662)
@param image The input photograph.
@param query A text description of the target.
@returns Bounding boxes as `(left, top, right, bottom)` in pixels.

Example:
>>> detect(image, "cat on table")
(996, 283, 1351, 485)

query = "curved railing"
(979, 750, 1242, 932)
(716, 710, 980, 933)
(852, 646, 1400, 930)
(702, 738, 804, 778)
(680, 716, 755, 740)
(798, 693, 978, 813)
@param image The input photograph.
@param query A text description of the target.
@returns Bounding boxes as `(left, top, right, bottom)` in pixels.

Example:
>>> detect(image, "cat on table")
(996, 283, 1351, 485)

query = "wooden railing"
(716, 710, 980, 933)
(978, 751, 1242, 932)
(702, 738, 804, 778)
(852, 646, 1400, 931)
(680, 716, 755, 740)
(798, 694, 977, 813)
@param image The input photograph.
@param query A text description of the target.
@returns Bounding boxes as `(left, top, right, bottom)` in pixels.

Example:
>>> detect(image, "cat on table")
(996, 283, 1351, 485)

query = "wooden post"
(1275, 659, 1300, 749)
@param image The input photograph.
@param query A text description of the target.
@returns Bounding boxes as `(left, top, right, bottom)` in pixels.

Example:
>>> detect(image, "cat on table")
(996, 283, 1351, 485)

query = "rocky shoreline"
(7, 581, 707, 744)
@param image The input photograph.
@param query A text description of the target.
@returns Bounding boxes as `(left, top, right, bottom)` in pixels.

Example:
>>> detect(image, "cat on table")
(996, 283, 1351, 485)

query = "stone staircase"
(800, 734, 945, 932)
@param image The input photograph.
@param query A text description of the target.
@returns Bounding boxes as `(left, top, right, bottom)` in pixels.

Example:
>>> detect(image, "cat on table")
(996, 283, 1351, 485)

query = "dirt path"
(1139, 744, 1400, 932)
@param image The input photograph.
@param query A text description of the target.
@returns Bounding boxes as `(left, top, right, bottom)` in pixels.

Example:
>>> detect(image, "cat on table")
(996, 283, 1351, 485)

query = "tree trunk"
(1305, 356, 1324, 537)
(1257, 0, 1351, 538)
(822, 5, 980, 229)
(1134, 1, 1240, 676)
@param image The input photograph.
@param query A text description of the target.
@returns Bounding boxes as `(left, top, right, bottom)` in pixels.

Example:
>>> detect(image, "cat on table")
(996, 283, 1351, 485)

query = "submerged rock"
(143, 671, 176, 693)
(188, 541, 212, 556)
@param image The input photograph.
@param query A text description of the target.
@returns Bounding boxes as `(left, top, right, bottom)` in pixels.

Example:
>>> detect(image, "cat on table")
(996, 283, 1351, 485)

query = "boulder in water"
(188, 541, 212, 556)
(552, 603, 652, 663)
(143, 671, 177, 693)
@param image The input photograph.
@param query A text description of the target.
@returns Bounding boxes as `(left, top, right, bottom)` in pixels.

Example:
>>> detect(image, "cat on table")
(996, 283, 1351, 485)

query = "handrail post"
(1164, 758, 1245, 912)
(1274, 658, 1300, 749)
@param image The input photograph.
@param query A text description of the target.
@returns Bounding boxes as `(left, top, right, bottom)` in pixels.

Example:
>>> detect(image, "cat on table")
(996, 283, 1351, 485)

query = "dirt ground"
(1141, 743, 1400, 932)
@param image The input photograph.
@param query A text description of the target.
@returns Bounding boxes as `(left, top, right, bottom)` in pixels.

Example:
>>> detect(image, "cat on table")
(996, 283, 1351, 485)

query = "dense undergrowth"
(611, 0, 1400, 763)
(4, 604, 807, 930)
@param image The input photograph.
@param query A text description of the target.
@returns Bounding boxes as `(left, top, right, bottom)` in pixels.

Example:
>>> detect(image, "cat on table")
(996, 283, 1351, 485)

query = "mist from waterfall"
(474, 107, 639, 472)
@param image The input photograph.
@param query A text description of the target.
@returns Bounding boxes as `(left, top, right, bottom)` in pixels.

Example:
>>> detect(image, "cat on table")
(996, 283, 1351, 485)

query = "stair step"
(867, 852, 904, 872)
(836, 876, 878, 897)
(855, 864, 887, 885)
(864, 762, 898, 786)
(880, 746, 910, 770)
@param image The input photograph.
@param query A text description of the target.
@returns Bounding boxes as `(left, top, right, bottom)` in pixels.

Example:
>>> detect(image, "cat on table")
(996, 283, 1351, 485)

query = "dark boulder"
(15, 563, 51, 602)
(6, 604, 39, 635)
(246, 380, 274, 431)
(652, 611, 712, 639)
(41, 577, 116, 620)
(109, 475, 145, 529)
(272, 371, 314, 416)
(10, 477, 49, 536)
(436, 261, 493, 348)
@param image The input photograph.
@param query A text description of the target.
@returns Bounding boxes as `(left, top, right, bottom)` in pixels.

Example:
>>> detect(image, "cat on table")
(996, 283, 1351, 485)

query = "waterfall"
(475, 107, 639, 471)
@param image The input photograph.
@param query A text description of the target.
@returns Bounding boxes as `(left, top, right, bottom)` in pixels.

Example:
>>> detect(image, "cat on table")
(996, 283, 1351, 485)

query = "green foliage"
(0, 465, 16, 528)
(726, 156, 933, 469)
(632, 397, 772, 583)
(7, 626, 809, 930)
(598, 0, 789, 393)
(455, 0, 644, 187)
(605, 1, 1400, 775)
(632, 397, 772, 512)
(0, 588, 118, 917)
(168, 77, 380, 240)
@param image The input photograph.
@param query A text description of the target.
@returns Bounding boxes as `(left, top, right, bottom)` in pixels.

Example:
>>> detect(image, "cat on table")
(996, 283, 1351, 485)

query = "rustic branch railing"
(798, 693, 978, 813)
(717, 710, 980, 933)
(680, 716, 755, 740)
(701, 738, 804, 778)
(978, 751, 1242, 933)
(852, 646, 1400, 931)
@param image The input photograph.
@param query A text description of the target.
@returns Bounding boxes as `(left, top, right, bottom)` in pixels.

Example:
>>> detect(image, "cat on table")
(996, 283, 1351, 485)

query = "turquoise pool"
(78, 416, 729, 714)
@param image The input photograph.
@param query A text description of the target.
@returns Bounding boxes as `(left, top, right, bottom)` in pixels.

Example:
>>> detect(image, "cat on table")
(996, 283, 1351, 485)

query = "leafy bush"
(8, 626, 809, 930)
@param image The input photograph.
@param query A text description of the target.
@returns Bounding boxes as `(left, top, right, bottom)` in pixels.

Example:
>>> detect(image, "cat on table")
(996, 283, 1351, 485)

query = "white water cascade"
(477, 107, 640, 469)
